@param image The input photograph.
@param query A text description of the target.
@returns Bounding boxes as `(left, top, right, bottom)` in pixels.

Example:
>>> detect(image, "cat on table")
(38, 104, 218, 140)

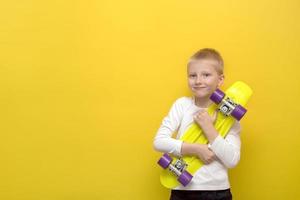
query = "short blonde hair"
(187, 48, 224, 75)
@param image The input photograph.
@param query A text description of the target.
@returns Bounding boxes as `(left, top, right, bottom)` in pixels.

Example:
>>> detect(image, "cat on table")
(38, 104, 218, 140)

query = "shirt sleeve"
(209, 121, 242, 168)
(153, 97, 185, 157)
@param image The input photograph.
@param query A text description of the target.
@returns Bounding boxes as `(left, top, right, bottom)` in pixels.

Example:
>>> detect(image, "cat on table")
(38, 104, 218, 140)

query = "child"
(153, 48, 242, 200)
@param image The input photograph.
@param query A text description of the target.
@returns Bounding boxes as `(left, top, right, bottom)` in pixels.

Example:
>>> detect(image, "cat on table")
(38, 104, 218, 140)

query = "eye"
(203, 73, 211, 77)
(189, 74, 196, 78)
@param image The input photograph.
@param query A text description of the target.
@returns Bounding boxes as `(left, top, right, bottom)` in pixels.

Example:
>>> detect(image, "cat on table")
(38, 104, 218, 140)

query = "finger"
(213, 110, 218, 122)
(214, 110, 218, 116)
(198, 110, 205, 116)
(198, 109, 205, 114)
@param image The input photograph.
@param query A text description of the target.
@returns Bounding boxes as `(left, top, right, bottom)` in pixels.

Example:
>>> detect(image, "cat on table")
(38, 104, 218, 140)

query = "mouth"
(193, 87, 206, 90)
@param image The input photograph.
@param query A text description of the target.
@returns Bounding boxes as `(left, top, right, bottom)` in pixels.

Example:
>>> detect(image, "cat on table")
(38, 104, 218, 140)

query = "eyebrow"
(188, 71, 211, 74)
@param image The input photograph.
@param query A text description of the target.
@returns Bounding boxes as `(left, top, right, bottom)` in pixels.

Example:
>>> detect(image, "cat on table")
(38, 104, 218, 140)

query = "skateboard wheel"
(210, 89, 225, 104)
(178, 170, 193, 186)
(157, 153, 173, 169)
(231, 105, 247, 121)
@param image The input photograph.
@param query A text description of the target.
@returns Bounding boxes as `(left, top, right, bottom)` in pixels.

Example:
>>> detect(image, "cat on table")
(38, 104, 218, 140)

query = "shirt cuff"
(173, 140, 183, 157)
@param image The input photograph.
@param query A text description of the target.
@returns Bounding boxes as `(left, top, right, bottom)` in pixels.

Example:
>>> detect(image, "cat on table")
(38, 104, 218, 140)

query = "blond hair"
(187, 48, 224, 75)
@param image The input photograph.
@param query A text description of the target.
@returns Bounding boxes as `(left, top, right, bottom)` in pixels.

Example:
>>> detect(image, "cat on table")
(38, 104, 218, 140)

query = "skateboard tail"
(226, 81, 253, 106)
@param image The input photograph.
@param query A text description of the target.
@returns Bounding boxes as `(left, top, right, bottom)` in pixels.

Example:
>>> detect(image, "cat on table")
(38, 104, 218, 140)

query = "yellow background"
(0, 0, 299, 199)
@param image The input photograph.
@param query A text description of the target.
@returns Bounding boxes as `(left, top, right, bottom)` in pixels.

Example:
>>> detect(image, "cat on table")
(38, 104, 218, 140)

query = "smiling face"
(187, 59, 224, 100)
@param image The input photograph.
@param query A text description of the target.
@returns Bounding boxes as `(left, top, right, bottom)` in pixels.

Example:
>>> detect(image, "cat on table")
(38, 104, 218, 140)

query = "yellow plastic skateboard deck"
(159, 81, 253, 189)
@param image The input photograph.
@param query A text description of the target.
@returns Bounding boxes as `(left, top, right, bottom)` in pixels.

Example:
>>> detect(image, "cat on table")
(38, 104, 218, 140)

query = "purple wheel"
(178, 170, 193, 186)
(210, 89, 225, 104)
(157, 153, 172, 169)
(231, 105, 247, 121)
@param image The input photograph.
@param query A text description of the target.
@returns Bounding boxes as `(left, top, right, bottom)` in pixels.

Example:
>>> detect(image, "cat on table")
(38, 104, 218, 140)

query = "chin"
(194, 93, 209, 99)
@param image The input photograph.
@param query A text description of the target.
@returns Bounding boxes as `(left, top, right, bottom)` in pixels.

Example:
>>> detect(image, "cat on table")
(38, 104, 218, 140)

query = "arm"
(153, 98, 184, 157)
(193, 109, 242, 168)
(181, 142, 216, 164)
(154, 104, 217, 164)
(204, 121, 242, 168)
(154, 110, 217, 164)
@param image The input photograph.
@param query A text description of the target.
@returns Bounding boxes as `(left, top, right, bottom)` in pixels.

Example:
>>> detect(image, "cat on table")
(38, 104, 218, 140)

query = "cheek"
(208, 77, 218, 85)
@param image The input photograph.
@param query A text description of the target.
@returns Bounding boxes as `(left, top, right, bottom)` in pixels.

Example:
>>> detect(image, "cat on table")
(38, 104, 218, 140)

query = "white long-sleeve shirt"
(153, 96, 242, 190)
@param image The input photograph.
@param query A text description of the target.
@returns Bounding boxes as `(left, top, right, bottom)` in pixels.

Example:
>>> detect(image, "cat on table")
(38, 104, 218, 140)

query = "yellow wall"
(0, 0, 299, 199)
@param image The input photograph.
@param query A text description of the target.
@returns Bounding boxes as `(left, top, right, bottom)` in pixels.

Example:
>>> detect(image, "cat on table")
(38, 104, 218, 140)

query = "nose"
(195, 75, 203, 84)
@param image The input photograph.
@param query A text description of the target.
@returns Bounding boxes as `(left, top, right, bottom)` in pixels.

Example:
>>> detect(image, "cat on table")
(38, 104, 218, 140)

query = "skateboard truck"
(210, 88, 247, 121)
(157, 153, 193, 186)
(168, 157, 188, 176)
(217, 97, 238, 116)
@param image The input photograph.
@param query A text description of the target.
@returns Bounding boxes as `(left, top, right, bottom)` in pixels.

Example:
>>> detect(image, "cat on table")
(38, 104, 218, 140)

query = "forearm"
(202, 124, 219, 144)
(207, 134, 241, 168)
(153, 136, 183, 157)
(180, 142, 200, 156)
(202, 125, 239, 168)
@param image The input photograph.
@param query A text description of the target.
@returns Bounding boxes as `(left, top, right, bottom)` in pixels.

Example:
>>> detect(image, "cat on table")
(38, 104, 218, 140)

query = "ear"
(217, 74, 225, 88)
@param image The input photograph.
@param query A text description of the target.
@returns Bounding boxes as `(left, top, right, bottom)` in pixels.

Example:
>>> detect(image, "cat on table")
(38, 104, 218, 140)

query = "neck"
(194, 96, 213, 108)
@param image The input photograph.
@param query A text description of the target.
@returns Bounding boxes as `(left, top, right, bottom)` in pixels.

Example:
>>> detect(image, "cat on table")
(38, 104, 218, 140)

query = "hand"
(193, 109, 218, 131)
(195, 144, 216, 164)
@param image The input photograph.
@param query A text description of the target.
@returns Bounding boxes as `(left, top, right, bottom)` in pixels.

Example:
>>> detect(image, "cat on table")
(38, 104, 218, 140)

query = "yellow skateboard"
(157, 81, 253, 188)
